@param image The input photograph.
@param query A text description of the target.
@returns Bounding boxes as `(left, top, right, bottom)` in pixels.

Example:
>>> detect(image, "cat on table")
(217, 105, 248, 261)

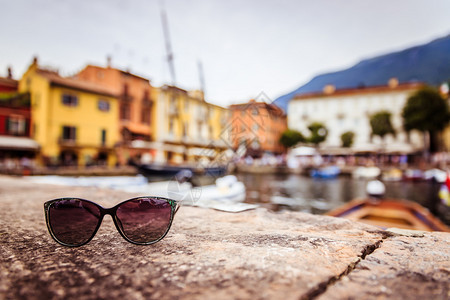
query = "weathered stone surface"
(0, 176, 448, 299)
(318, 229, 450, 300)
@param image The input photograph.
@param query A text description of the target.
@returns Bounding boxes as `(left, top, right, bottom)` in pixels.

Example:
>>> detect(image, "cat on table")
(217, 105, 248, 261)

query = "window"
(6, 116, 27, 136)
(182, 122, 188, 138)
(62, 94, 78, 107)
(120, 103, 131, 120)
(62, 126, 76, 141)
(169, 119, 174, 134)
(141, 108, 151, 124)
(198, 121, 203, 137)
(101, 129, 107, 146)
(98, 99, 110, 112)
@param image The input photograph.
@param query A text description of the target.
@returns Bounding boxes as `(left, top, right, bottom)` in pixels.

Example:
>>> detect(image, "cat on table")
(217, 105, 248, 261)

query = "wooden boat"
(327, 198, 449, 232)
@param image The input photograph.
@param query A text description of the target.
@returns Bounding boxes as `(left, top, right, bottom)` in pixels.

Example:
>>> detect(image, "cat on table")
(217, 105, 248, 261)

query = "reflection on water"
(236, 173, 442, 215)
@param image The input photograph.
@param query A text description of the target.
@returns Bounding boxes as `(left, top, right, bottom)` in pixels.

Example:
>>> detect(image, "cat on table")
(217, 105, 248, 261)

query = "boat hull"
(327, 198, 449, 232)
(136, 163, 227, 178)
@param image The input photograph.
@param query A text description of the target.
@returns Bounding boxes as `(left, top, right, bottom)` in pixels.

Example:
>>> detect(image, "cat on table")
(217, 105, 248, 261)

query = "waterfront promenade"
(0, 175, 448, 299)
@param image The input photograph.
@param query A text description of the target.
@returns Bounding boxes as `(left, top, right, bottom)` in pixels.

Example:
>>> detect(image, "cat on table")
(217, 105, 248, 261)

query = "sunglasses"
(44, 197, 180, 247)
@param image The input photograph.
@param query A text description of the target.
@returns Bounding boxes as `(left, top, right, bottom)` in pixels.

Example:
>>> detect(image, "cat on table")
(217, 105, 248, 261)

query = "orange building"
(229, 100, 287, 156)
(77, 63, 157, 164)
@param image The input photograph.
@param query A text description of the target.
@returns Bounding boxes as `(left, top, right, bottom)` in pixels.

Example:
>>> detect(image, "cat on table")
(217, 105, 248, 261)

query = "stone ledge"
(0, 176, 448, 299)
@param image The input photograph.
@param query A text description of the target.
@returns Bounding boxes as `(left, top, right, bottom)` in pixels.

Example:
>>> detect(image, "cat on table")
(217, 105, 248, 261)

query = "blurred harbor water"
(27, 173, 446, 223)
(237, 173, 442, 216)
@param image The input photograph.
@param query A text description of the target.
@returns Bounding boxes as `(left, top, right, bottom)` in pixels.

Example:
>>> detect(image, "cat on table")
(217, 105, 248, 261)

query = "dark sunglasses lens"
(116, 198, 172, 243)
(48, 199, 101, 246)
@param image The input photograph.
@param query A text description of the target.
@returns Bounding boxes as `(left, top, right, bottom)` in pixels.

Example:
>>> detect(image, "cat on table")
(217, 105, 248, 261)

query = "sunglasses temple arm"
(174, 201, 181, 215)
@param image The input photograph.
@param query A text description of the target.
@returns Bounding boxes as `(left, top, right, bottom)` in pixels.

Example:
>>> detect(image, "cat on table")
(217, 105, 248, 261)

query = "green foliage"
(402, 87, 449, 132)
(340, 131, 355, 148)
(369, 111, 395, 139)
(279, 129, 305, 148)
(307, 122, 328, 146)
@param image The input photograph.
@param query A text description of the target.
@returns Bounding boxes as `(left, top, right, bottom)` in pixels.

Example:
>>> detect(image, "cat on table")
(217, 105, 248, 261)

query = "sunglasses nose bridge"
(103, 207, 116, 216)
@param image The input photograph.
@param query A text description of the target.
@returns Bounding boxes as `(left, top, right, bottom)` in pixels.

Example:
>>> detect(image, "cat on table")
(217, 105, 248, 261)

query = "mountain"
(273, 35, 450, 111)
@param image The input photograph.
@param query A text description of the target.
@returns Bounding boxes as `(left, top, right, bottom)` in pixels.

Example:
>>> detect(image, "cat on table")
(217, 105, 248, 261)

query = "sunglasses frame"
(44, 196, 181, 247)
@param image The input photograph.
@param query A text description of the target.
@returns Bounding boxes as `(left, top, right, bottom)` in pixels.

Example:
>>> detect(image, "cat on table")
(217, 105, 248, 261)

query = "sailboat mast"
(198, 60, 205, 100)
(160, 1, 176, 85)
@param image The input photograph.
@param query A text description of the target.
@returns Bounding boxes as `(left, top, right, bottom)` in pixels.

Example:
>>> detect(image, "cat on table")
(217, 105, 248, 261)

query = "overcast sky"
(1, 0, 449, 106)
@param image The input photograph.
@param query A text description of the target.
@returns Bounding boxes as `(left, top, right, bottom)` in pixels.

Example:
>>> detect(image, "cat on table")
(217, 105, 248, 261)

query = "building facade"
(152, 85, 230, 165)
(0, 76, 39, 167)
(288, 80, 425, 153)
(19, 59, 119, 167)
(229, 100, 287, 156)
(76, 64, 157, 165)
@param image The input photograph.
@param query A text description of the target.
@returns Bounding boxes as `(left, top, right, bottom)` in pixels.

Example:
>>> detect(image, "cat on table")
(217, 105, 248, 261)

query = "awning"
(125, 124, 151, 136)
(382, 143, 419, 154)
(352, 144, 381, 153)
(0, 135, 40, 151)
(318, 147, 353, 156)
(290, 146, 318, 156)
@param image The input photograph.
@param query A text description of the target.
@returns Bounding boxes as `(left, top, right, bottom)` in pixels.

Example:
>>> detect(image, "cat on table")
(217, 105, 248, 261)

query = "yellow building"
(153, 85, 230, 164)
(18, 58, 119, 167)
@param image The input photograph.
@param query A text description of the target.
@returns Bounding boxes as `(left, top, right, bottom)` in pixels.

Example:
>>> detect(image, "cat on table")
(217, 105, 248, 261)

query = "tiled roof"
(83, 65, 151, 83)
(0, 77, 18, 88)
(36, 69, 116, 97)
(229, 101, 286, 116)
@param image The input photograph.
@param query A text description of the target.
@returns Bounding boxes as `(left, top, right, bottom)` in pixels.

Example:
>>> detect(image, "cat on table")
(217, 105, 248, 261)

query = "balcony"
(0, 92, 31, 108)
(58, 138, 78, 148)
(120, 94, 133, 102)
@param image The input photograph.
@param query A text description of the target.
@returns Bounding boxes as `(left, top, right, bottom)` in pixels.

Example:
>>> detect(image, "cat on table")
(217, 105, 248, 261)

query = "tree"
(279, 129, 305, 148)
(402, 87, 450, 153)
(369, 111, 395, 141)
(307, 122, 328, 146)
(341, 131, 355, 148)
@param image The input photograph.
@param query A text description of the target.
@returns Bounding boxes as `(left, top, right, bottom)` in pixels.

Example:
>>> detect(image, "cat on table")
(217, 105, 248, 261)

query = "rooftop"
(36, 68, 116, 97)
(292, 82, 424, 101)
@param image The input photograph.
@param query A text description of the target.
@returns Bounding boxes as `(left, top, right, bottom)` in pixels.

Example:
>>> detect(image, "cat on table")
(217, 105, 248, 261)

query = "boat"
(381, 168, 403, 181)
(424, 168, 446, 183)
(327, 198, 449, 232)
(135, 162, 227, 178)
(352, 166, 381, 179)
(310, 165, 340, 179)
(327, 180, 449, 232)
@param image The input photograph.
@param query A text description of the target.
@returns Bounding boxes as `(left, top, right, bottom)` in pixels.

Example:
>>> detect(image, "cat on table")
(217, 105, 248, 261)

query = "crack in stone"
(302, 238, 385, 300)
